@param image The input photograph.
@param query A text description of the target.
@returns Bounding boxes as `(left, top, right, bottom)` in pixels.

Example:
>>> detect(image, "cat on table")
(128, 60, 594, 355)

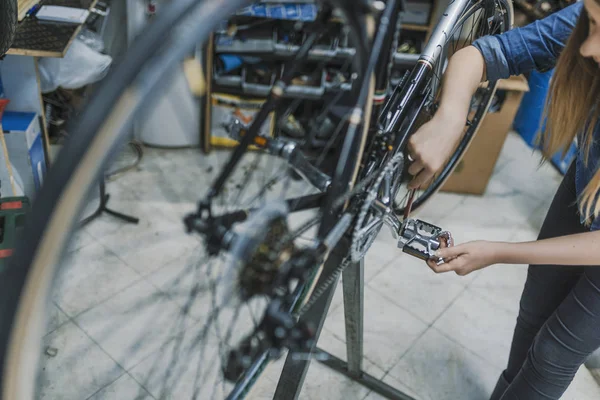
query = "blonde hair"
(541, 5, 600, 225)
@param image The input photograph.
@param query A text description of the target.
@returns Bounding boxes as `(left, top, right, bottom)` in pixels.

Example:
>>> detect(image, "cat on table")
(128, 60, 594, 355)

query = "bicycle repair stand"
(273, 237, 416, 400)
(79, 178, 140, 227)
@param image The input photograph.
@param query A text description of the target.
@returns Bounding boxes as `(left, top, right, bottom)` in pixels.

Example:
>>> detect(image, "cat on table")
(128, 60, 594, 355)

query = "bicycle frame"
(380, 0, 477, 148)
(224, 0, 482, 398)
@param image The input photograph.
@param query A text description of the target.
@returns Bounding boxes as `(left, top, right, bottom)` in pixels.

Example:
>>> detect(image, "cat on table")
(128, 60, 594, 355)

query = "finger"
(437, 245, 463, 259)
(407, 137, 418, 154)
(408, 160, 425, 176)
(446, 258, 466, 272)
(438, 236, 449, 249)
(428, 258, 458, 274)
(431, 263, 454, 274)
(408, 169, 433, 190)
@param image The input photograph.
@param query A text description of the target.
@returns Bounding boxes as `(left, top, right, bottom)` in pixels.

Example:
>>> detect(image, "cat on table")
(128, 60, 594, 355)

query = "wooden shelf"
(8, 0, 98, 58)
(18, 0, 40, 21)
(401, 23, 430, 32)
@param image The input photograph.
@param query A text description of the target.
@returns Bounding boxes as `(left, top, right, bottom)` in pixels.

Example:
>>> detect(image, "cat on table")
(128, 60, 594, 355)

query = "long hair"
(541, 5, 600, 225)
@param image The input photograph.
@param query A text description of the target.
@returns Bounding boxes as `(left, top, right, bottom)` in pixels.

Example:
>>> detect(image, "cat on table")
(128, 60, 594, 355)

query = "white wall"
(126, 0, 203, 147)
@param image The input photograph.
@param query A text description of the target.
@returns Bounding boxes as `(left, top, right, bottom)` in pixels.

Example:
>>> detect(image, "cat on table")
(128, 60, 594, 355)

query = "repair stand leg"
(313, 255, 417, 400)
(342, 257, 364, 376)
(80, 179, 139, 227)
(272, 238, 350, 400)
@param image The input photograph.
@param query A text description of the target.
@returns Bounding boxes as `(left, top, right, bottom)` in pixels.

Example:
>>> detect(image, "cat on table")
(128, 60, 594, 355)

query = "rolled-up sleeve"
(472, 1, 582, 82)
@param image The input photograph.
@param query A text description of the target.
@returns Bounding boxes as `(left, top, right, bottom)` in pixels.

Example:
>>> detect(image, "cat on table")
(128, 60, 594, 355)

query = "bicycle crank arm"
(397, 218, 453, 264)
(224, 116, 332, 193)
(268, 139, 332, 192)
(367, 199, 402, 240)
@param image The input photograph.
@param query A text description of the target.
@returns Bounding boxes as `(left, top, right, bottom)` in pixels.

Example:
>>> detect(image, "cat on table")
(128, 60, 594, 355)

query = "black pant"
(491, 162, 600, 399)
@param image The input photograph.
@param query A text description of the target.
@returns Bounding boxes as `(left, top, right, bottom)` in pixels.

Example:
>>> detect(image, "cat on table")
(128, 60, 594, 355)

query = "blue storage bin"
(513, 69, 577, 174)
(513, 69, 553, 147)
(551, 140, 578, 175)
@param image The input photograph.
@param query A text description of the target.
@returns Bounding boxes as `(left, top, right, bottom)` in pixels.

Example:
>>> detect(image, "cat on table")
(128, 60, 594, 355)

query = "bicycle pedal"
(397, 218, 453, 264)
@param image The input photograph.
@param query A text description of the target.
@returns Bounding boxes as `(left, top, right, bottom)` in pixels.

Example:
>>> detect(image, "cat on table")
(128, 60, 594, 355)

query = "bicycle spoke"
(213, 303, 243, 400)
(9, 2, 515, 400)
(228, 153, 263, 211)
(452, 17, 466, 53)
(462, 8, 485, 50)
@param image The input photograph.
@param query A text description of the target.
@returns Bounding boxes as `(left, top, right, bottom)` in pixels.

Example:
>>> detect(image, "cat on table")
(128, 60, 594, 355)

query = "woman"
(407, 0, 600, 398)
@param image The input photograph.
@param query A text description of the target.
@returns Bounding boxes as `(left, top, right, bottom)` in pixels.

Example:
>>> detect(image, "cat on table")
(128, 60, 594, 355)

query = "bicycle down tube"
(383, 0, 475, 148)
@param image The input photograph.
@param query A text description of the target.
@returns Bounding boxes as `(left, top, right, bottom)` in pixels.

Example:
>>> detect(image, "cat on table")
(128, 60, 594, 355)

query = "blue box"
(2, 111, 46, 200)
(513, 69, 577, 175)
(237, 3, 318, 21)
(513, 69, 553, 147)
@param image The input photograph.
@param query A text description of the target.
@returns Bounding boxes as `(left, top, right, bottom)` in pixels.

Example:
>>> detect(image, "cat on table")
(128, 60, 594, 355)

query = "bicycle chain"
(272, 160, 389, 255)
(294, 256, 352, 318)
(295, 151, 406, 319)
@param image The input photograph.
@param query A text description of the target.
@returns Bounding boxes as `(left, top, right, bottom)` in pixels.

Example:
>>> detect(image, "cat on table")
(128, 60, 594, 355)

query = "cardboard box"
(2, 111, 47, 200)
(0, 131, 18, 197)
(0, 100, 19, 198)
(209, 93, 275, 148)
(440, 75, 530, 195)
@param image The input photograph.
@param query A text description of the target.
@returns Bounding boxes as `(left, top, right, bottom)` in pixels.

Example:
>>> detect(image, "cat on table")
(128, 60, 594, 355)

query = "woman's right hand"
(406, 113, 466, 189)
(405, 45, 487, 189)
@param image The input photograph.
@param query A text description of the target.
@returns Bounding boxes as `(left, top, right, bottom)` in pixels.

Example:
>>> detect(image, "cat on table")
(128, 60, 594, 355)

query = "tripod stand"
(273, 237, 416, 400)
(80, 178, 139, 227)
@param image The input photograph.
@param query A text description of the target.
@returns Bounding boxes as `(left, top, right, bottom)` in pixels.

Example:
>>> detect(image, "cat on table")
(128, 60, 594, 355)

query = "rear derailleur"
(223, 297, 316, 382)
(185, 200, 323, 382)
(222, 246, 323, 383)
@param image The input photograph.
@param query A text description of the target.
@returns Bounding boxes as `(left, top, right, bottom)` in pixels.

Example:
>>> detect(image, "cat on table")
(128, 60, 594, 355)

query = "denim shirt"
(472, 2, 600, 231)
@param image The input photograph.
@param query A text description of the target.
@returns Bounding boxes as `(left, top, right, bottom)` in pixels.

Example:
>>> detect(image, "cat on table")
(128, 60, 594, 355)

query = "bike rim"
(1, 1, 374, 399)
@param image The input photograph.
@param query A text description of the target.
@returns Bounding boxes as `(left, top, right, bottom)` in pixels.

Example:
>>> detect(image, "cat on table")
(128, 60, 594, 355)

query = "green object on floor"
(0, 196, 30, 272)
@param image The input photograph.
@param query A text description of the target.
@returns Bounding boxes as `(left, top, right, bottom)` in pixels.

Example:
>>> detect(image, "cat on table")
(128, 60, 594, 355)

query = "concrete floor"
(38, 132, 600, 399)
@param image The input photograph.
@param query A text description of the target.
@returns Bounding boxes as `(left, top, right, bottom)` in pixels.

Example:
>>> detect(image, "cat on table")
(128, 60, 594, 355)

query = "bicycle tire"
(394, 0, 514, 215)
(0, 1, 373, 399)
(0, 0, 17, 57)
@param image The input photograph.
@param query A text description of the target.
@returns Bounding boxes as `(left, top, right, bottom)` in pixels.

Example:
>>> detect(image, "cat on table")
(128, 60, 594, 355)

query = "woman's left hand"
(426, 240, 502, 276)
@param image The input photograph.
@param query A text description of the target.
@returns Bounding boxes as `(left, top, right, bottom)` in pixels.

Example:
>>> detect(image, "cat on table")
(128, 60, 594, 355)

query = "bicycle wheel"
(0, 1, 374, 399)
(393, 0, 514, 215)
(0, 0, 17, 57)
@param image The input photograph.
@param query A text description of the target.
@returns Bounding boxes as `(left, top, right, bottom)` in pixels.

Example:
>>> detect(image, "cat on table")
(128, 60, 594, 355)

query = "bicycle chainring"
(350, 151, 405, 262)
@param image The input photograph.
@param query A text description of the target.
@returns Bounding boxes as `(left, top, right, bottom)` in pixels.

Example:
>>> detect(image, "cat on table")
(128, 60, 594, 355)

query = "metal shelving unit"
(202, 0, 443, 152)
(203, 1, 360, 152)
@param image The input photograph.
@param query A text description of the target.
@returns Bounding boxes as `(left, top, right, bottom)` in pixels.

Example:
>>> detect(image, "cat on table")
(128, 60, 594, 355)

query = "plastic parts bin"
(0, 196, 30, 272)
(513, 69, 577, 174)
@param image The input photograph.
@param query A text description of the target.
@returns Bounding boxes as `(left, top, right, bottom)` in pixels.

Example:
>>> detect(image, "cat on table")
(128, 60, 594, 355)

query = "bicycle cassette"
(397, 218, 453, 264)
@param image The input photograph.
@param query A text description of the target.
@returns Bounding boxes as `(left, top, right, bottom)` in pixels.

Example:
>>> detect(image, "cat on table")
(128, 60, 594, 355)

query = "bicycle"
(0, 0, 512, 399)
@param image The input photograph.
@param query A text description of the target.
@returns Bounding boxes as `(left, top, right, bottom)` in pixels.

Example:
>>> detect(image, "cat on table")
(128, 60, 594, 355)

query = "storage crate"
(401, 0, 433, 25)
(513, 69, 577, 174)
(0, 197, 30, 272)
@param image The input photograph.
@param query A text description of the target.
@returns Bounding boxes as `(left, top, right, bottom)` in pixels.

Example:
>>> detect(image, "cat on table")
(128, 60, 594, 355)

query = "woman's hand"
(406, 45, 487, 189)
(407, 114, 466, 189)
(426, 241, 502, 276)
